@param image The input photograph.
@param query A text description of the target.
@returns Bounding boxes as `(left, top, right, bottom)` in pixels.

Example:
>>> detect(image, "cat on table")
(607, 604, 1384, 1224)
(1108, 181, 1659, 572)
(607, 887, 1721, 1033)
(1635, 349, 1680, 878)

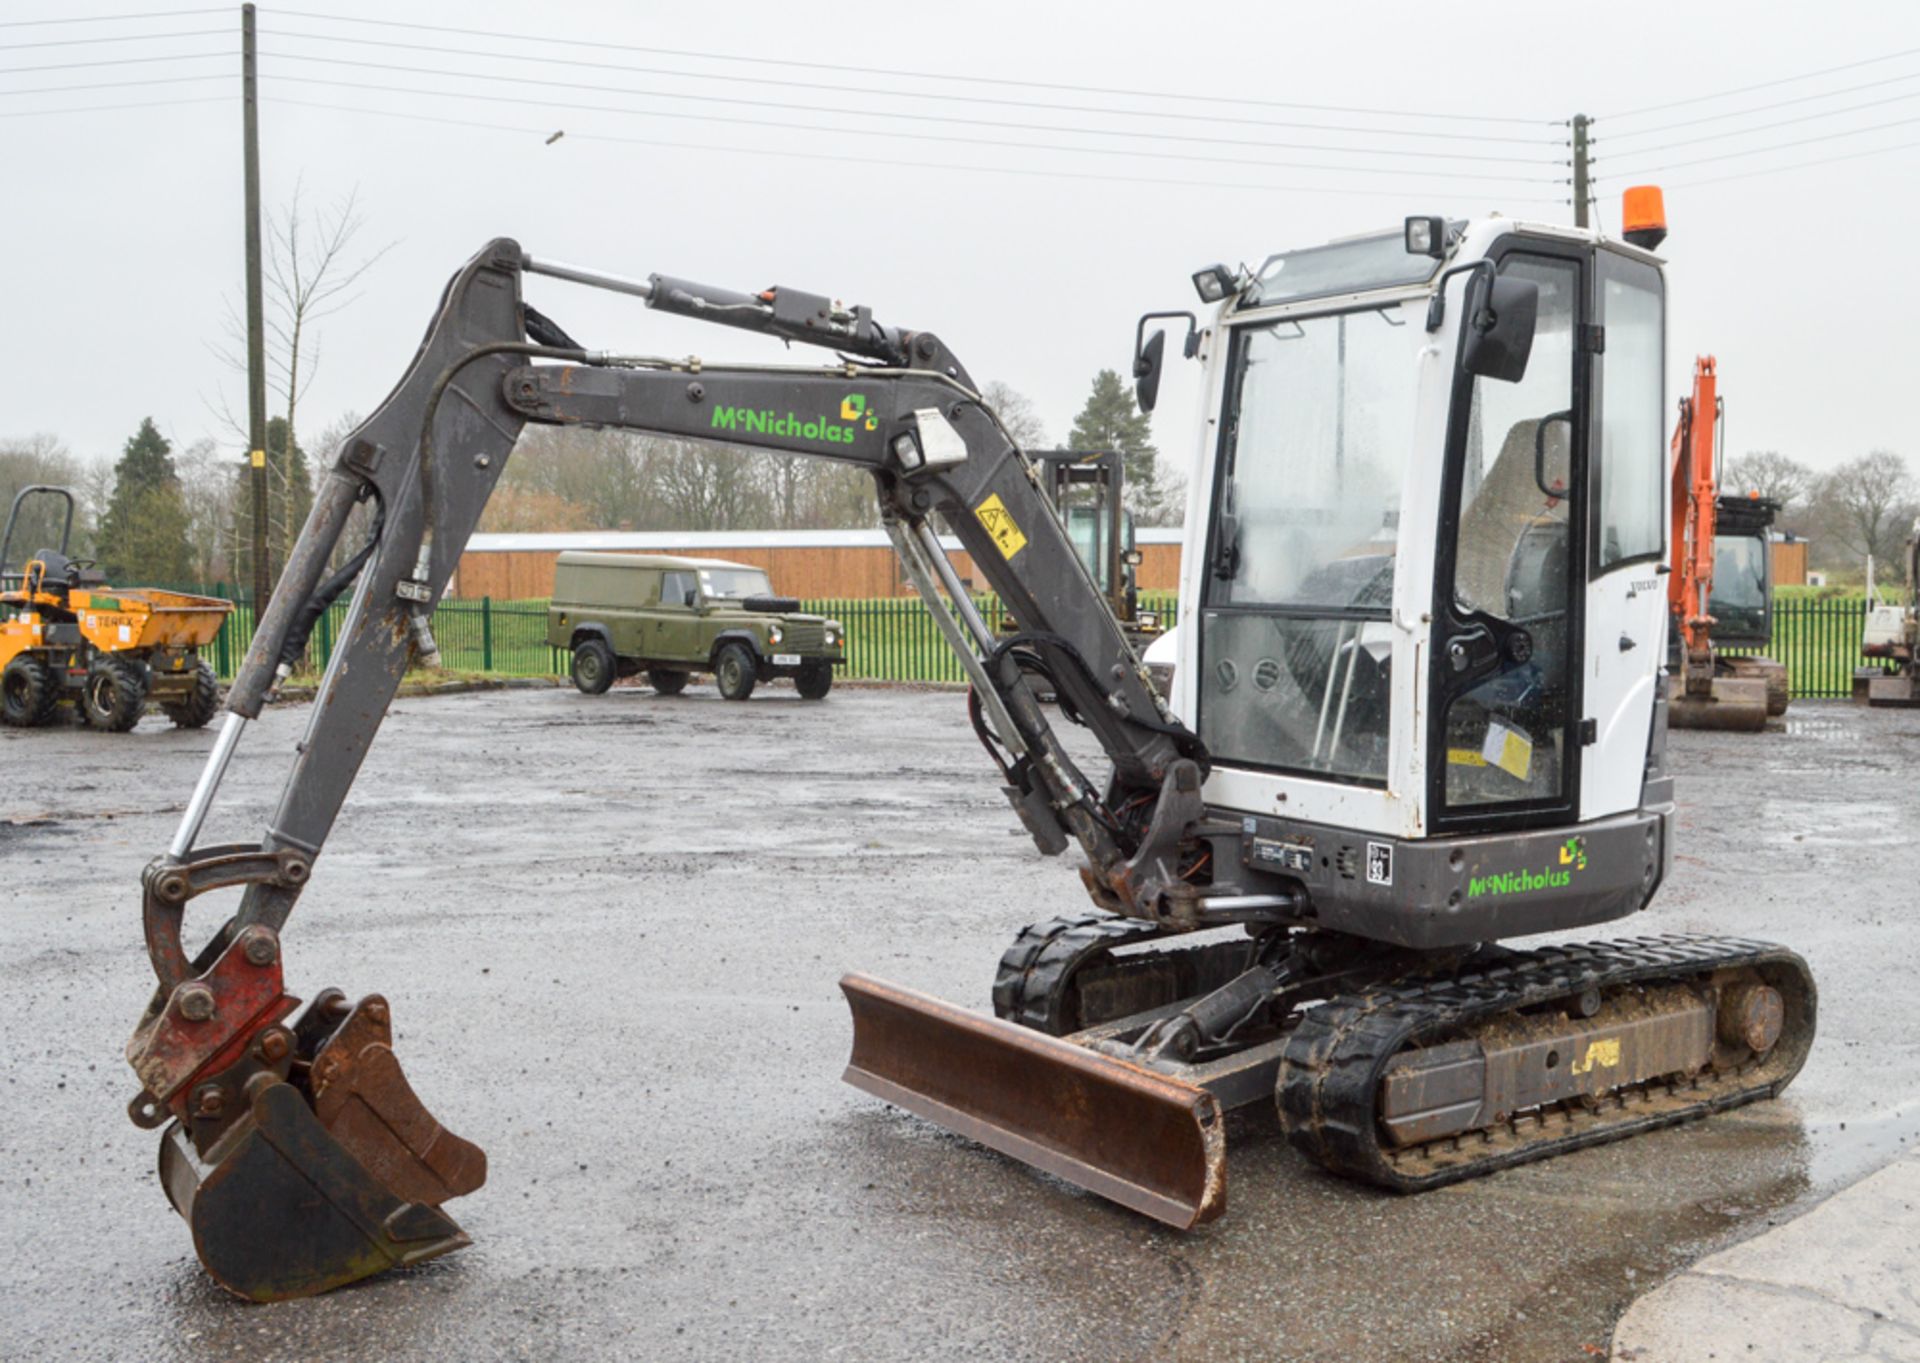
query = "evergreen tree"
(1067, 370, 1170, 523)
(97, 418, 193, 583)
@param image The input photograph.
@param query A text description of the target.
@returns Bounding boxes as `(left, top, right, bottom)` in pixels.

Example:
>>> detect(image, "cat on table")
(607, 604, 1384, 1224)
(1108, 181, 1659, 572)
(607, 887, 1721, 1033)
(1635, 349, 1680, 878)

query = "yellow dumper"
(1, 486, 232, 731)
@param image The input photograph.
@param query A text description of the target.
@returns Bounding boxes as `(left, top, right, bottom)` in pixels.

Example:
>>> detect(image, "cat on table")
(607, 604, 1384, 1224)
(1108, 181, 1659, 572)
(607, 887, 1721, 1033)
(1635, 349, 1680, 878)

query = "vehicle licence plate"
(772, 653, 801, 666)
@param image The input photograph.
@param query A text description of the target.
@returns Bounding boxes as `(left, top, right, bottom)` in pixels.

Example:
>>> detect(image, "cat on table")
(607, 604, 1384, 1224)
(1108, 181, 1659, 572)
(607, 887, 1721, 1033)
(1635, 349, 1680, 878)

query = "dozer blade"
(159, 1079, 471, 1302)
(840, 973, 1226, 1229)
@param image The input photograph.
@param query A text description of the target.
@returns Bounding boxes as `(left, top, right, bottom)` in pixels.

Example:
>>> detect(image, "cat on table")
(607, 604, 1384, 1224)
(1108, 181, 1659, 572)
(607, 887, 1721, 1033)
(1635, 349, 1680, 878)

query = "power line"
(0, 8, 225, 28)
(1598, 88, 1920, 159)
(0, 74, 223, 98)
(271, 73, 1554, 185)
(1598, 69, 1920, 140)
(1603, 114, 1920, 176)
(261, 25, 1558, 148)
(267, 95, 1565, 205)
(271, 8, 1554, 127)
(0, 50, 227, 76)
(261, 52, 1564, 170)
(261, 25, 1559, 147)
(1660, 137, 1920, 189)
(1603, 44, 1920, 123)
(0, 93, 225, 118)
(1, 27, 228, 51)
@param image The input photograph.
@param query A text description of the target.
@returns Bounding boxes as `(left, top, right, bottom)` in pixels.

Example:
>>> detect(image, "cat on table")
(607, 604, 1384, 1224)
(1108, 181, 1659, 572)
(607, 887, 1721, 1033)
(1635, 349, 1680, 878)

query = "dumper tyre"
(80, 656, 147, 732)
(648, 667, 689, 696)
(570, 638, 616, 695)
(161, 658, 221, 729)
(715, 642, 757, 701)
(795, 663, 832, 700)
(1, 655, 60, 727)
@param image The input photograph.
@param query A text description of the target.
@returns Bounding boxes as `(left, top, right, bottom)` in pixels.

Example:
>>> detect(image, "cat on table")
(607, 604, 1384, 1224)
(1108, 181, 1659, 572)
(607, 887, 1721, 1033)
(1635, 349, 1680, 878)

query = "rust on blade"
(840, 972, 1226, 1229)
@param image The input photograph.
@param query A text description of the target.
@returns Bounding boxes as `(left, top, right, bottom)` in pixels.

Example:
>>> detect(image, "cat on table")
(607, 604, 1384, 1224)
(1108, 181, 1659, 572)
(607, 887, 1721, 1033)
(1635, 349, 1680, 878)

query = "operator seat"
(24, 550, 106, 600)
(1455, 417, 1570, 622)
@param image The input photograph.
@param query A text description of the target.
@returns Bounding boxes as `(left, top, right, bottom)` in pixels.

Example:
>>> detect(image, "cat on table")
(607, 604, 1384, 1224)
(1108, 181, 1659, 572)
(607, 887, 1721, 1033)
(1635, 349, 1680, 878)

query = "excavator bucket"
(1668, 675, 1770, 731)
(840, 973, 1226, 1228)
(158, 1080, 471, 1302)
(144, 987, 486, 1302)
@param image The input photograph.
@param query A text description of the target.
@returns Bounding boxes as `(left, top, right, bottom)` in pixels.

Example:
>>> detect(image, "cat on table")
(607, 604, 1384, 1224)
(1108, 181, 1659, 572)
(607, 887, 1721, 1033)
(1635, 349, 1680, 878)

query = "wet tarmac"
(2, 686, 1917, 1362)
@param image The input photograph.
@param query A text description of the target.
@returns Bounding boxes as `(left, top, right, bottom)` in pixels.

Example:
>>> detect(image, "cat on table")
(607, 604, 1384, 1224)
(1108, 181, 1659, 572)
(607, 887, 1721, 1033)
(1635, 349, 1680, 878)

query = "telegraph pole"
(1571, 113, 1591, 229)
(242, 2, 269, 610)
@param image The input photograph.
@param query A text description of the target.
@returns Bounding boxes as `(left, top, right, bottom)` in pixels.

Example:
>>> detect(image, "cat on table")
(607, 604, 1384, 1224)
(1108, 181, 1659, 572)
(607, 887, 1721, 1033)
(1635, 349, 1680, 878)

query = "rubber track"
(990, 913, 1164, 1034)
(1277, 934, 1817, 1192)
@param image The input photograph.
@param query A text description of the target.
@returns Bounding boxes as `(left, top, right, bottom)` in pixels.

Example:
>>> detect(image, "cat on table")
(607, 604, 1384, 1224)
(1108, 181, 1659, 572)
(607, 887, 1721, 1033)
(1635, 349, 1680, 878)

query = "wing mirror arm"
(1132, 310, 1200, 413)
(1426, 260, 1493, 333)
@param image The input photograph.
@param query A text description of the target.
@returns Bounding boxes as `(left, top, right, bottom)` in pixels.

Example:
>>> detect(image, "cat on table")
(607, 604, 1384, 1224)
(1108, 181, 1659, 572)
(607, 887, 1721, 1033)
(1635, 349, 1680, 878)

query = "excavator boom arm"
(193, 238, 1197, 940)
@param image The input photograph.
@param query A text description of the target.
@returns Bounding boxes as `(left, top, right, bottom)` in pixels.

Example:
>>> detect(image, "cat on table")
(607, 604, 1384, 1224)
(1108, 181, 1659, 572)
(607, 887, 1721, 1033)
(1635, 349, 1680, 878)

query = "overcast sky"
(6, 0, 1917, 490)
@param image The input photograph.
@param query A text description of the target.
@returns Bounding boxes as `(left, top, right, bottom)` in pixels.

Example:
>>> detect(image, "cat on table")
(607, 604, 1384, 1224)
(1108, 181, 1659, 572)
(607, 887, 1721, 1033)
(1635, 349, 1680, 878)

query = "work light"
(1191, 264, 1237, 304)
(1404, 216, 1445, 258)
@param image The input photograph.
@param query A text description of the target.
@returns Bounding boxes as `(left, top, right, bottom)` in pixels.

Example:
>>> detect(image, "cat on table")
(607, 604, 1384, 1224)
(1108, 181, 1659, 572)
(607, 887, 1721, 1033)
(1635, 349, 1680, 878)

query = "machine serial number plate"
(772, 653, 801, 666)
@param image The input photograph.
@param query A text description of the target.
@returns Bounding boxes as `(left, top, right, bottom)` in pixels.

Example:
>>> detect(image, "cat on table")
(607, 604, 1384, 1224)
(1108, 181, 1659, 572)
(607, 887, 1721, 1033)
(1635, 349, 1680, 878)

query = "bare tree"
(0, 433, 84, 566)
(1724, 451, 1812, 514)
(981, 380, 1049, 450)
(214, 186, 391, 450)
(173, 437, 239, 581)
(209, 186, 391, 588)
(1810, 450, 1916, 579)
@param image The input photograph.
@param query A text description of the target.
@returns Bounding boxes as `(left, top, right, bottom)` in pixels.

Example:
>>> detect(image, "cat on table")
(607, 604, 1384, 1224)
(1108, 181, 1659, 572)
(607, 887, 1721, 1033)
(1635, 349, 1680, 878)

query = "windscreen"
(698, 568, 774, 600)
(1212, 306, 1419, 611)
(1709, 534, 1770, 638)
(1197, 303, 1421, 785)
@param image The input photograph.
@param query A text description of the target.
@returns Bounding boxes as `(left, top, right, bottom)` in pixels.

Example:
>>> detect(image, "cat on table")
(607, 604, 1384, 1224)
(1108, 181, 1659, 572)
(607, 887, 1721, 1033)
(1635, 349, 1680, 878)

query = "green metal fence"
(1722, 596, 1888, 700)
(183, 585, 1876, 698)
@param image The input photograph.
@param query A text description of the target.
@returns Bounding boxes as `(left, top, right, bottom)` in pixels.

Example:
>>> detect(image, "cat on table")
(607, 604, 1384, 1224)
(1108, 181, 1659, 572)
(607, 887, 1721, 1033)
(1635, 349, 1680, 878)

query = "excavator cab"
(1183, 221, 1669, 842)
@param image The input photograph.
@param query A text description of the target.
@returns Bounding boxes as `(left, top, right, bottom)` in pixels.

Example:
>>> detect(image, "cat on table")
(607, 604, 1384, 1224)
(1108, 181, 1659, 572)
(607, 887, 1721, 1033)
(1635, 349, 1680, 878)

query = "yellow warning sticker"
(250, 449, 266, 468)
(1480, 719, 1534, 780)
(974, 493, 1028, 561)
(1571, 1037, 1621, 1075)
(1447, 747, 1488, 767)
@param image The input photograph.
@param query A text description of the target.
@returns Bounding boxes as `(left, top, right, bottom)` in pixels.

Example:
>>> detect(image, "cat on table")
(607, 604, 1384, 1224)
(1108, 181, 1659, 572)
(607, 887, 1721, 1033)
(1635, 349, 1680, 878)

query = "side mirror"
(684, 589, 697, 607)
(1133, 329, 1167, 413)
(1461, 275, 1539, 383)
(1131, 309, 1200, 414)
(1124, 549, 1144, 567)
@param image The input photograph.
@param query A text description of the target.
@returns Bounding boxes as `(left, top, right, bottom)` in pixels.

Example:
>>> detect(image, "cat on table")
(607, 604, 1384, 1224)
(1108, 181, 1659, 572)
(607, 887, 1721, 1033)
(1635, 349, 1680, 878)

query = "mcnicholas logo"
(1468, 837, 1588, 899)
(709, 393, 877, 445)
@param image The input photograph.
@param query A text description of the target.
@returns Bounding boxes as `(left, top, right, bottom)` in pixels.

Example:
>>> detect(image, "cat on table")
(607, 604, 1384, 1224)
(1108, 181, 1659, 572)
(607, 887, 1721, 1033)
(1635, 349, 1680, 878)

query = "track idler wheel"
(139, 986, 486, 1302)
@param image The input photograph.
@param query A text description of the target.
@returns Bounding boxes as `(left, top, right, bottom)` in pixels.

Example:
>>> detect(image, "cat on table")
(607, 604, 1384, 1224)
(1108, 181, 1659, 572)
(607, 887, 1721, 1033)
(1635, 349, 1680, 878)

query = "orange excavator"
(1666, 358, 1789, 730)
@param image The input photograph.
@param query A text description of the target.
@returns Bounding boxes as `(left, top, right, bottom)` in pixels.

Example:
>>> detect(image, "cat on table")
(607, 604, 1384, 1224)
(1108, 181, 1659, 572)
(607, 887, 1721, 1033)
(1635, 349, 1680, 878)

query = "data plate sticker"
(1366, 841, 1393, 887)
(772, 653, 802, 666)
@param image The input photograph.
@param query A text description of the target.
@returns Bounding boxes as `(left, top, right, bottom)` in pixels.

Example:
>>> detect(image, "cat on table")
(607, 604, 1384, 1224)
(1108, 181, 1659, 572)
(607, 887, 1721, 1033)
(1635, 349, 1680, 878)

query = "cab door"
(1580, 252, 1669, 817)
(1429, 248, 1587, 832)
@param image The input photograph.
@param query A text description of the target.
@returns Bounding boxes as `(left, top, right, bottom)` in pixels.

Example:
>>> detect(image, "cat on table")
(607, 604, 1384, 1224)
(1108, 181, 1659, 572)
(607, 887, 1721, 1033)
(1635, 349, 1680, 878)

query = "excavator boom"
(128, 239, 1227, 1296)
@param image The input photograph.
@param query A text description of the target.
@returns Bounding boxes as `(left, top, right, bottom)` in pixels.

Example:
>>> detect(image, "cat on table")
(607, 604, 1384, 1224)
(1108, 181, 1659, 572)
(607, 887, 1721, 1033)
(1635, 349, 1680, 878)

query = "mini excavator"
(127, 189, 1814, 1301)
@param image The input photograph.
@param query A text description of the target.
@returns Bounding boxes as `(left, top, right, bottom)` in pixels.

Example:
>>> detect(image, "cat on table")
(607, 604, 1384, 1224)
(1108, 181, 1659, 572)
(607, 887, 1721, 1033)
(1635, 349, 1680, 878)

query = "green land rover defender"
(547, 551, 844, 700)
